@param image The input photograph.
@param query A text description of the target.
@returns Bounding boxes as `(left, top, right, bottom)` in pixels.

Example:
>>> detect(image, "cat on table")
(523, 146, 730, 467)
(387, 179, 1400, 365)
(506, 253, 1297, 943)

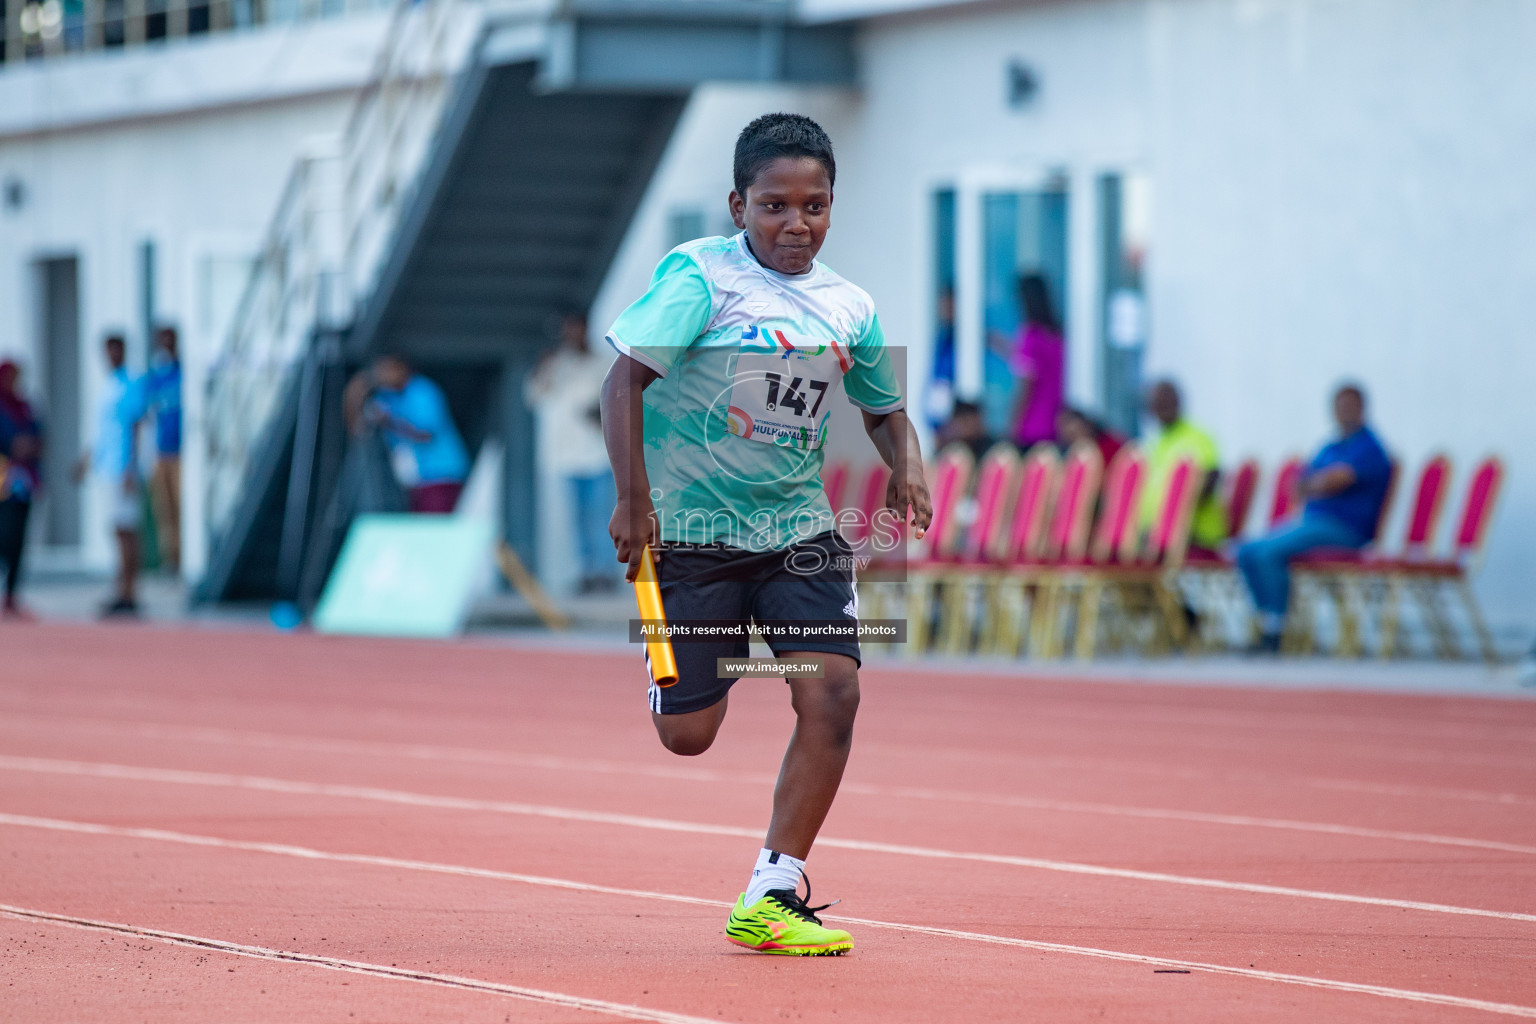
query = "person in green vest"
(1139, 380, 1225, 552)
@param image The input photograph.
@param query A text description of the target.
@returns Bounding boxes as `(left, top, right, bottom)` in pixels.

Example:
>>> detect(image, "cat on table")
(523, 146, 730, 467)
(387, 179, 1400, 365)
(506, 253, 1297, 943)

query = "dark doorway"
(38, 256, 82, 547)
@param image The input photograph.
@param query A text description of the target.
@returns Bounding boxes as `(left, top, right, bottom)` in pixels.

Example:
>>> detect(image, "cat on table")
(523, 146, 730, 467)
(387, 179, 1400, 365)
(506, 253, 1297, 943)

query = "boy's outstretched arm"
(861, 408, 933, 538)
(602, 353, 662, 581)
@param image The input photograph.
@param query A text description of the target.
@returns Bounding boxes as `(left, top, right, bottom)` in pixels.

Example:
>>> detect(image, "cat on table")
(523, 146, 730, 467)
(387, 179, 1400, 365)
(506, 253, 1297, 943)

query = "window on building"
(1098, 172, 1150, 437)
(932, 176, 1070, 441)
(979, 181, 1068, 439)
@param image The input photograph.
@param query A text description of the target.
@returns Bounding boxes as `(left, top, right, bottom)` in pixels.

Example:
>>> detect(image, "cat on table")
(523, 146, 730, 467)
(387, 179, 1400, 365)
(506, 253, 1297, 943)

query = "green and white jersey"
(606, 233, 903, 549)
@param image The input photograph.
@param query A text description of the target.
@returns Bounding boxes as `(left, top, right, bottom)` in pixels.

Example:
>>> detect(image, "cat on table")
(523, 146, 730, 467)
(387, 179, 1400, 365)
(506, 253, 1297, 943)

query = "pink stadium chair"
(1289, 458, 1401, 656)
(1035, 442, 1103, 567)
(1008, 442, 1105, 657)
(1224, 458, 1261, 541)
(902, 444, 978, 652)
(969, 445, 1060, 655)
(845, 461, 893, 619)
(1180, 458, 1259, 650)
(1002, 445, 1062, 565)
(822, 461, 850, 515)
(843, 461, 890, 549)
(931, 443, 1022, 651)
(1267, 456, 1305, 527)
(1382, 456, 1504, 661)
(1086, 447, 1146, 566)
(1066, 457, 1200, 659)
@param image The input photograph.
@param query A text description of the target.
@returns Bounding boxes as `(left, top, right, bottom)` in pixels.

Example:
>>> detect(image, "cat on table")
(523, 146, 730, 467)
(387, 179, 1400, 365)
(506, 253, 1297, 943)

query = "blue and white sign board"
(314, 514, 494, 639)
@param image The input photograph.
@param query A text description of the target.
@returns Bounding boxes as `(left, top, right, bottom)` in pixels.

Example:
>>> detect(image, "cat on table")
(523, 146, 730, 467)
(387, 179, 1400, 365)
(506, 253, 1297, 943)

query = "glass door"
(1098, 172, 1150, 437)
(929, 170, 1069, 445)
(979, 183, 1068, 439)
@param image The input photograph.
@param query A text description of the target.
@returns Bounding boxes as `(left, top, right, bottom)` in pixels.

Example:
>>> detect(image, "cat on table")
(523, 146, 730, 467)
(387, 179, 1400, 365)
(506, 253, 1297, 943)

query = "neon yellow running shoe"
(725, 877, 853, 956)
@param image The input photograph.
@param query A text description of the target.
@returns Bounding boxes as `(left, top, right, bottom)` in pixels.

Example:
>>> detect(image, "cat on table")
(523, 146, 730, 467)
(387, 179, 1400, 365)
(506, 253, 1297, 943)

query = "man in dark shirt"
(1237, 384, 1392, 653)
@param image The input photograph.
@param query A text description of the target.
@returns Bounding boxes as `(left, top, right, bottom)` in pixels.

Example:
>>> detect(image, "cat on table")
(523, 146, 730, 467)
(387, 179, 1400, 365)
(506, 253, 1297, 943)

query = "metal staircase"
(196, 0, 856, 606)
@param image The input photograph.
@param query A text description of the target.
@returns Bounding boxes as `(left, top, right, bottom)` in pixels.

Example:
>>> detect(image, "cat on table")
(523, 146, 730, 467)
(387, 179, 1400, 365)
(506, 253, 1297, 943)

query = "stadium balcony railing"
(0, 0, 393, 67)
(201, 0, 471, 579)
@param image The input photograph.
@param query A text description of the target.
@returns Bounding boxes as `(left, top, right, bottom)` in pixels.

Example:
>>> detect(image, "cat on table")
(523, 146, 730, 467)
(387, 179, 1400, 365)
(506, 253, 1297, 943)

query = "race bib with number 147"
(725, 327, 852, 451)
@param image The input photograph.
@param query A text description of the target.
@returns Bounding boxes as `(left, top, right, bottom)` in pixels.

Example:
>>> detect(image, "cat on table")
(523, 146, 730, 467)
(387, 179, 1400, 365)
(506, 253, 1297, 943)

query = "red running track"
(2, 623, 1534, 1022)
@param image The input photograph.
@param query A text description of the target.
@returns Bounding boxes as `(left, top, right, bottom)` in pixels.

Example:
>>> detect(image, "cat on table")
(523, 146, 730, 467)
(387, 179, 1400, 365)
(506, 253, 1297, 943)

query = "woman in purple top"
(1010, 273, 1065, 449)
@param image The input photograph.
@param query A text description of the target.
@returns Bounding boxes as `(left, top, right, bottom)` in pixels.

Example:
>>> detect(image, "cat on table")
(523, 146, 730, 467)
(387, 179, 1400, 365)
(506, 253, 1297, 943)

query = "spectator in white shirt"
(527, 312, 618, 593)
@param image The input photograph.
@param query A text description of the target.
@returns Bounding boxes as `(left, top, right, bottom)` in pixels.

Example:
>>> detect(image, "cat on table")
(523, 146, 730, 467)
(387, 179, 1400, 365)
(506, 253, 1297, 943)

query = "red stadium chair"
(1380, 456, 1504, 661)
(1288, 458, 1401, 656)
(822, 460, 850, 516)
(1224, 458, 1261, 541)
(1267, 456, 1305, 527)
(902, 443, 983, 652)
(971, 444, 1060, 654)
(842, 461, 890, 549)
(931, 443, 1022, 652)
(844, 461, 892, 617)
(1182, 458, 1260, 650)
(1029, 445, 1138, 658)
(1086, 446, 1147, 566)
(1066, 456, 1200, 659)
(989, 442, 1102, 657)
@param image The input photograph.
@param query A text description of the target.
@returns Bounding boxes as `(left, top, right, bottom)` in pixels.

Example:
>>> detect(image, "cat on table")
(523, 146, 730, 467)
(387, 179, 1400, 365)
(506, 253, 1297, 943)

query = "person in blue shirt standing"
(349, 354, 469, 513)
(1237, 384, 1393, 653)
(73, 334, 148, 617)
(144, 325, 183, 574)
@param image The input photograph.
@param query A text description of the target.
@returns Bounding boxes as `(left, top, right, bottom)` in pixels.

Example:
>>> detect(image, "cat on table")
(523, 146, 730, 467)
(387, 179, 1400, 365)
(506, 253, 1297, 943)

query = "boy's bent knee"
(652, 701, 726, 757)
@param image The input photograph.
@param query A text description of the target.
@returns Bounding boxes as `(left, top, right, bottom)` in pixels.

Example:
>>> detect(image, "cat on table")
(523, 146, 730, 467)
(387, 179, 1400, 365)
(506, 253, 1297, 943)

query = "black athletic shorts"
(646, 531, 862, 715)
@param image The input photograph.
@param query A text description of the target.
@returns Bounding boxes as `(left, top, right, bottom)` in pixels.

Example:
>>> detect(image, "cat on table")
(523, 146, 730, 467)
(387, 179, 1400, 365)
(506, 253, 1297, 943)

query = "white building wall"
(602, 0, 1534, 637)
(0, 14, 386, 578)
(1142, 0, 1536, 637)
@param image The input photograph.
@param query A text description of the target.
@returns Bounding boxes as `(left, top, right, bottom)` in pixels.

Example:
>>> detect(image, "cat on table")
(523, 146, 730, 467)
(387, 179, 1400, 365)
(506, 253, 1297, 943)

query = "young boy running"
(601, 113, 932, 956)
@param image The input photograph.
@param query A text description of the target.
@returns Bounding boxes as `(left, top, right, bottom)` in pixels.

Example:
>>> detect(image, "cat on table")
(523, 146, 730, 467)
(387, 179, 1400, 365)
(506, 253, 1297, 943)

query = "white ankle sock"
(744, 848, 804, 905)
(1260, 611, 1285, 636)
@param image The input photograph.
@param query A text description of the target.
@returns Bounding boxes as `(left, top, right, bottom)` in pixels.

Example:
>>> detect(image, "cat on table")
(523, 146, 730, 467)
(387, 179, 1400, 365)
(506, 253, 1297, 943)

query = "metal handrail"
(201, 0, 469, 551)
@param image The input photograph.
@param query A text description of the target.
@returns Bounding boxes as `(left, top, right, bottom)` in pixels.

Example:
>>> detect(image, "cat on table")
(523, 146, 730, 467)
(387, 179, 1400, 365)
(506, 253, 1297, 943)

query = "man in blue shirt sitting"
(1238, 384, 1392, 653)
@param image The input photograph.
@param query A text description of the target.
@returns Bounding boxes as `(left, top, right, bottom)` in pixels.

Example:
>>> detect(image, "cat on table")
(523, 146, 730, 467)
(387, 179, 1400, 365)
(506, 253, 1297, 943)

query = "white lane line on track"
(3, 756, 1534, 924)
(0, 903, 728, 1024)
(10, 711, 1536, 809)
(4, 813, 1535, 1020)
(6, 716, 1534, 853)
(835, 784, 1536, 857)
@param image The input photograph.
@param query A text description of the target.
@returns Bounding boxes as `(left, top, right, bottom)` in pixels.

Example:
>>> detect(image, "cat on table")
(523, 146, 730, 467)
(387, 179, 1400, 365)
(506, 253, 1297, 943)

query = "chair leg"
(974, 577, 998, 654)
(905, 576, 932, 655)
(994, 578, 1023, 657)
(1281, 575, 1314, 655)
(1457, 579, 1499, 664)
(1413, 579, 1459, 659)
(1031, 578, 1060, 658)
(938, 576, 973, 655)
(1332, 577, 1364, 659)
(1378, 577, 1404, 660)
(1154, 579, 1189, 651)
(1074, 579, 1102, 660)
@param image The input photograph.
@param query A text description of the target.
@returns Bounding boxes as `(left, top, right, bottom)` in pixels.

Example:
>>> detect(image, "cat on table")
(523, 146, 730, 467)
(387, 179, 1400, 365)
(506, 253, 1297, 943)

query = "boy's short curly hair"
(733, 113, 836, 197)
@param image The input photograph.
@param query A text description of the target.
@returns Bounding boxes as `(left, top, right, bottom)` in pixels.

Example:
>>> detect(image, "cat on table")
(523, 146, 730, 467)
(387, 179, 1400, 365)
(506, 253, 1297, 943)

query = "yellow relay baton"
(633, 543, 678, 688)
